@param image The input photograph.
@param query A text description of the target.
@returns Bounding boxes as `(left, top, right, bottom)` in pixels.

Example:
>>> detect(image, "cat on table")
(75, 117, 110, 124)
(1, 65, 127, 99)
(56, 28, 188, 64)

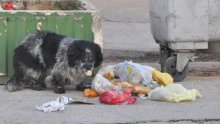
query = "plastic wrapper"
(99, 89, 137, 105)
(148, 84, 202, 103)
(36, 96, 94, 112)
(114, 61, 153, 86)
(36, 96, 72, 112)
(92, 74, 121, 94)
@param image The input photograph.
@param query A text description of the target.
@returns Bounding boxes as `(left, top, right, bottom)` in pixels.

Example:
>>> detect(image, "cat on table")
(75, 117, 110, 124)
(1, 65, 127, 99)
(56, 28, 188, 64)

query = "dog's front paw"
(31, 83, 45, 91)
(54, 87, 65, 94)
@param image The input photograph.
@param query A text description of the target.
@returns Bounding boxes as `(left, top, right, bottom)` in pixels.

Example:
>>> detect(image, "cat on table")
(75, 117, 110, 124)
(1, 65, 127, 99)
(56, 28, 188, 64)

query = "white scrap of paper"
(36, 96, 72, 112)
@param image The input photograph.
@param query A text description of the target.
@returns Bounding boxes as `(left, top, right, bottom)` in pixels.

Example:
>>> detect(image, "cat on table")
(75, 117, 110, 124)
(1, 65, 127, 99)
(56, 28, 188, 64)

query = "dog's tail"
(5, 74, 22, 91)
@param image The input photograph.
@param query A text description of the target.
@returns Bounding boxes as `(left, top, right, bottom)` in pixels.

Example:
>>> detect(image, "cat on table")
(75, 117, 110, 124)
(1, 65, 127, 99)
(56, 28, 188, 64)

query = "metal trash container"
(0, 0, 103, 84)
(149, 0, 220, 81)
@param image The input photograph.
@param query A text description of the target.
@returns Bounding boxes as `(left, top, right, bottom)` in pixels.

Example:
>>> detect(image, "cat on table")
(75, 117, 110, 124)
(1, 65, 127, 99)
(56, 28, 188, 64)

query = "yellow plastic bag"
(152, 69, 173, 86)
(148, 84, 202, 103)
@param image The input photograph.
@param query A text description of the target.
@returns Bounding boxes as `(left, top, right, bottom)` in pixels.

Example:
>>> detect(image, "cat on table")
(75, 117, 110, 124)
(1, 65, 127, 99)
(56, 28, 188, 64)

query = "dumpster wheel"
(165, 56, 189, 82)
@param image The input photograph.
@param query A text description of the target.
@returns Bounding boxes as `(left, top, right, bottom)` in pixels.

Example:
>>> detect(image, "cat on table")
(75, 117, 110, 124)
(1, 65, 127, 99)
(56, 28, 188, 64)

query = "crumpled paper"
(36, 96, 72, 112)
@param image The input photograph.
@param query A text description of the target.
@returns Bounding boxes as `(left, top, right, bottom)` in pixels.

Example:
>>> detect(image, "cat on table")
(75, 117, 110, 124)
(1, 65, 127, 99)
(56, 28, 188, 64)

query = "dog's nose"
(85, 64, 93, 70)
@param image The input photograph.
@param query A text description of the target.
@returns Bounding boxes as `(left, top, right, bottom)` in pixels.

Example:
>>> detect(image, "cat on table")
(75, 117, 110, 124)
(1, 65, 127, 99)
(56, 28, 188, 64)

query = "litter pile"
(37, 61, 202, 112)
(90, 61, 201, 104)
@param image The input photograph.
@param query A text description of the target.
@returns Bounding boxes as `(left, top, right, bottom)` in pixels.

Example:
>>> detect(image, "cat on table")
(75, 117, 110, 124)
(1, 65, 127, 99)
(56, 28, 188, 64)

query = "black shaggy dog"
(5, 30, 103, 94)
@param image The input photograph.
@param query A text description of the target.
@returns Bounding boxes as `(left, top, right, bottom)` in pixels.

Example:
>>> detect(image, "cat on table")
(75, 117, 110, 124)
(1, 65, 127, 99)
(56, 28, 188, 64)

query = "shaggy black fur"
(6, 30, 103, 93)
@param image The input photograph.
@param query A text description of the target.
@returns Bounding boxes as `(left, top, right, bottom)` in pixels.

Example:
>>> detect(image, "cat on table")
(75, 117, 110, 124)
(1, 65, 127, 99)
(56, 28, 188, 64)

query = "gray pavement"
(89, 0, 158, 52)
(0, 74, 220, 124)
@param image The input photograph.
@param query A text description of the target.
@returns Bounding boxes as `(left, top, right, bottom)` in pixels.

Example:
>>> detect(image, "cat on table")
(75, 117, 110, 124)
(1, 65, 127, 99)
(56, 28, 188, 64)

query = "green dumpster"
(0, 0, 103, 84)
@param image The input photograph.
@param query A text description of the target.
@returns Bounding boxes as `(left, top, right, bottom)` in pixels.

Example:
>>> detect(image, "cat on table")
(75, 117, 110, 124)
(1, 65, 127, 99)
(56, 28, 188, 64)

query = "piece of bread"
(86, 70, 93, 76)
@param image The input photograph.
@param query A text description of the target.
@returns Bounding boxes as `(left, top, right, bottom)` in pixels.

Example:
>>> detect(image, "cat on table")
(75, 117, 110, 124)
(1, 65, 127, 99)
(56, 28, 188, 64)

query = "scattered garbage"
(83, 89, 98, 97)
(36, 61, 202, 110)
(99, 89, 137, 105)
(92, 61, 172, 95)
(90, 61, 173, 105)
(148, 84, 202, 103)
(90, 61, 202, 104)
(92, 61, 159, 95)
(36, 96, 93, 112)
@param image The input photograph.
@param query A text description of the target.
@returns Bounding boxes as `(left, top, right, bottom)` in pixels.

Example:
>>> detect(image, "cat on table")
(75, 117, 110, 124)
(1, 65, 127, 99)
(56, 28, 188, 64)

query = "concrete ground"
(89, 0, 158, 52)
(0, 71, 220, 124)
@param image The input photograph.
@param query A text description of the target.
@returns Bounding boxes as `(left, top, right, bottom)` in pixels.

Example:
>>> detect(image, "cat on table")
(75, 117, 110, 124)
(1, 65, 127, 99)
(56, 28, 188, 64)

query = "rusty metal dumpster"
(149, 0, 220, 81)
(0, 0, 103, 84)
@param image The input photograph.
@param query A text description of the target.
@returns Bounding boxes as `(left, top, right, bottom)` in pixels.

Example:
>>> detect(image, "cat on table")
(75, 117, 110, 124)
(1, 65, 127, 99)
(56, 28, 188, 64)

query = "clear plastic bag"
(114, 61, 153, 86)
(92, 74, 120, 94)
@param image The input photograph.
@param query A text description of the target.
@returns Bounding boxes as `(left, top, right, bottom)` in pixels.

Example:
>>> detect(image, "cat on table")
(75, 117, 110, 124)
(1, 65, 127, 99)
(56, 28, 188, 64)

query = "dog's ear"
(67, 44, 82, 67)
(91, 43, 103, 67)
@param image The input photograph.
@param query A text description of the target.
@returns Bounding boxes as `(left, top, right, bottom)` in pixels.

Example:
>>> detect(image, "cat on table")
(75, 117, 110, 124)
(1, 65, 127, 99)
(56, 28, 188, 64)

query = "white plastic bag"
(92, 74, 120, 94)
(148, 84, 202, 103)
(114, 61, 153, 86)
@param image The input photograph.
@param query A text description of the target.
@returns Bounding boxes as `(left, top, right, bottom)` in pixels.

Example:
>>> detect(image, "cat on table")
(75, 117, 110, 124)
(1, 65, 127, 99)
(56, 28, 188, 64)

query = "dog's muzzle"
(82, 64, 93, 76)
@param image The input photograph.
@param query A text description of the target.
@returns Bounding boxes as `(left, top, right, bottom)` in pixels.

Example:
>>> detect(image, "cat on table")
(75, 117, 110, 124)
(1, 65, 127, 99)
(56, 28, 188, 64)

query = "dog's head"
(67, 40, 103, 75)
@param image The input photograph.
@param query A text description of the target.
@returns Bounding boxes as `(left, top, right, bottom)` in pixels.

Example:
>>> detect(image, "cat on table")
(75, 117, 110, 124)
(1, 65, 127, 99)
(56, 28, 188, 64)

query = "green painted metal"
(0, 16, 7, 76)
(0, 11, 94, 84)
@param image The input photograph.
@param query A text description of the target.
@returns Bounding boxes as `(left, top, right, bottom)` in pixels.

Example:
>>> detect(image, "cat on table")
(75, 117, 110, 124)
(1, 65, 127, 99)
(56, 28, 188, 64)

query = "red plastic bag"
(99, 89, 137, 105)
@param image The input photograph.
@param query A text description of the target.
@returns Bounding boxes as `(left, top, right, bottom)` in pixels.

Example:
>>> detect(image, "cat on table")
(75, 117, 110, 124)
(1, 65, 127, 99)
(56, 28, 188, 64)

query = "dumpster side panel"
(150, 0, 209, 49)
(209, 0, 220, 41)
(168, 0, 209, 43)
(0, 11, 95, 84)
(149, 0, 169, 45)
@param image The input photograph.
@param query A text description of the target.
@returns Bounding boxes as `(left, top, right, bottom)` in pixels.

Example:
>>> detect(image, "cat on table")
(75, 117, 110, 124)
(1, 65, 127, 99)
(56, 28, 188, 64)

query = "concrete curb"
(103, 49, 220, 76)
(103, 49, 159, 63)
(103, 49, 220, 63)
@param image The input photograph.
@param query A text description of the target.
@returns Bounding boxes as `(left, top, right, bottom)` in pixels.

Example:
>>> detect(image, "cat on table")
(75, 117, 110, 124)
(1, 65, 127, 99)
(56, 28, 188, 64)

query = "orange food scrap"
(83, 89, 98, 97)
(121, 81, 133, 88)
(103, 71, 114, 80)
(131, 85, 151, 95)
